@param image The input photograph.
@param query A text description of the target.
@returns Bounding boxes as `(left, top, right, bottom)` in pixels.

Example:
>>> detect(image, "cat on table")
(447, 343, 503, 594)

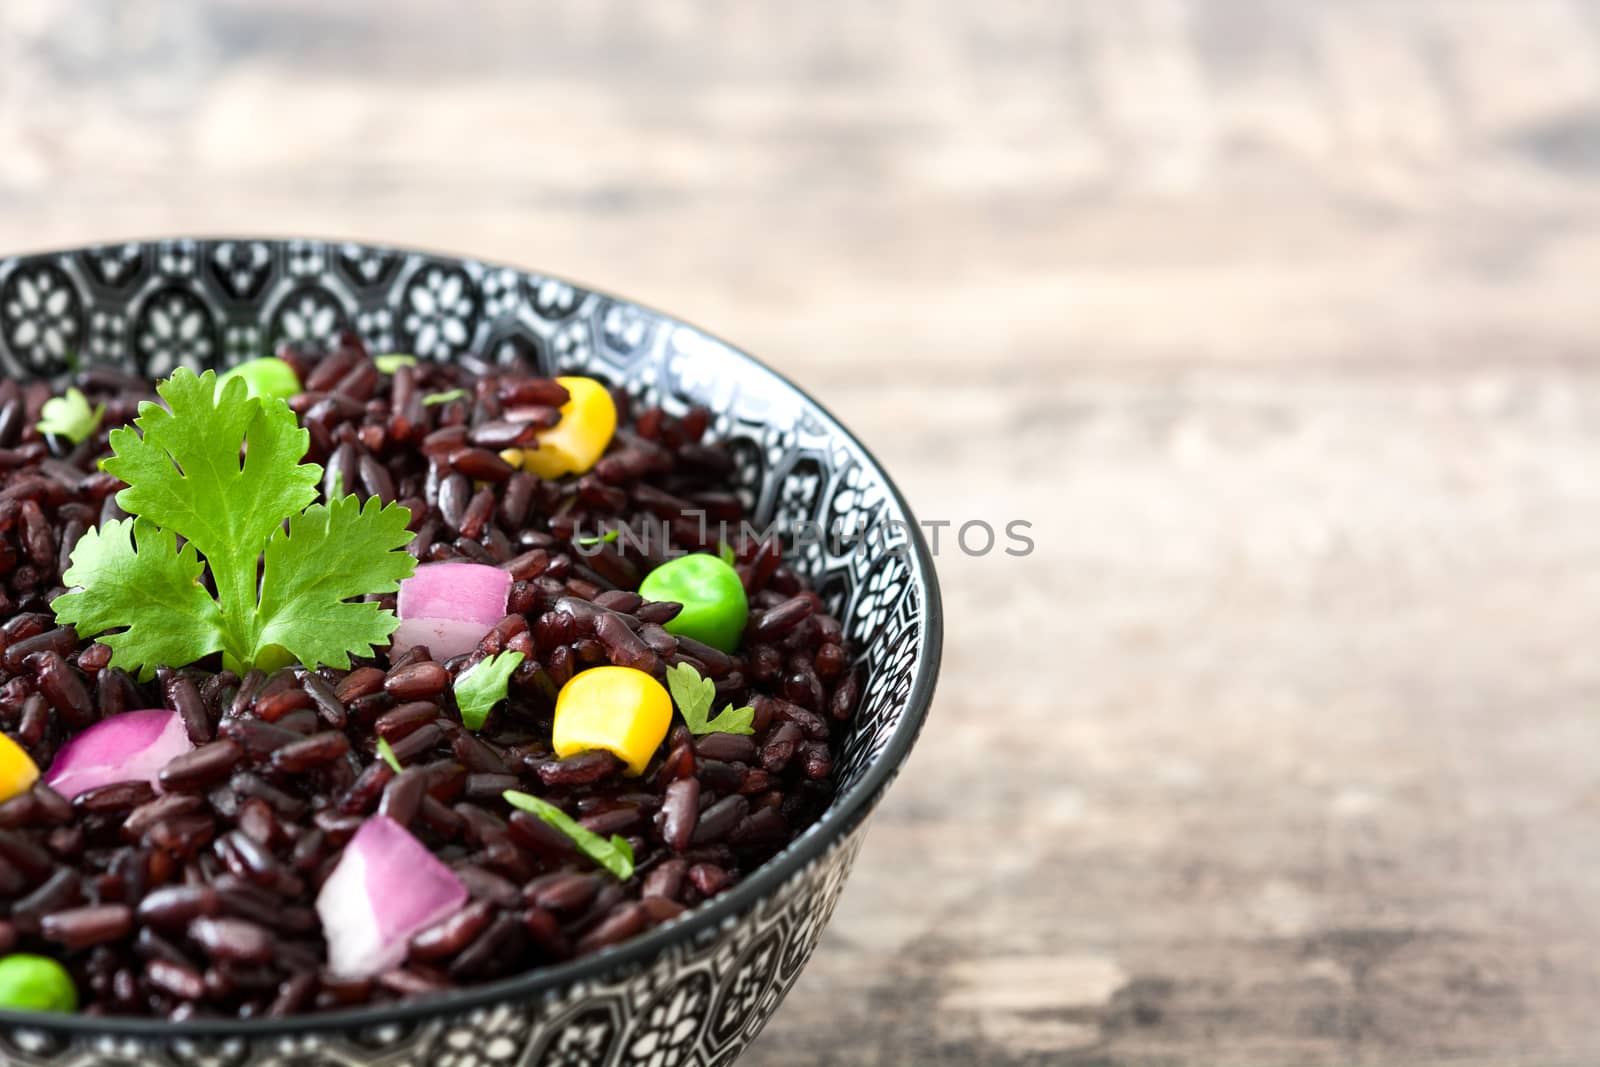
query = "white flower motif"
(138, 291, 213, 377)
(727, 441, 763, 510)
(628, 980, 706, 1067)
(4, 267, 79, 365)
(357, 306, 395, 351)
(479, 267, 521, 319)
(532, 275, 579, 318)
(157, 242, 196, 274)
(431, 1004, 526, 1067)
(552, 319, 592, 372)
(339, 242, 394, 285)
(850, 558, 907, 644)
(547, 1018, 612, 1066)
(717, 939, 778, 1036)
(88, 309, 127, 362)
(169, 1035, 249, 1067)
(90, 243, 140, 285)
(830, 463, 885, 524)
(404, 267, 474, 359)
(224, 323, 262, 361)
(601, 301, 649, 353)
(779, 469, 820, 522)
(286, 239, 325, 276)
(211, 240, 271, 296)
(278, 291, 341, 344)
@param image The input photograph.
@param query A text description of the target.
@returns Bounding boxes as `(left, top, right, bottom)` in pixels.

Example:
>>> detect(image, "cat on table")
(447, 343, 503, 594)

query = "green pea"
(638, 553, 749, 654)
(218, 357, 300, 401)
(0, 954, 78, 1013)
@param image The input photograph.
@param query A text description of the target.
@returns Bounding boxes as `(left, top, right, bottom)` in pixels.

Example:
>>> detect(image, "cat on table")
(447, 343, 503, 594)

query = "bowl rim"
(0, 236, 944, 1038)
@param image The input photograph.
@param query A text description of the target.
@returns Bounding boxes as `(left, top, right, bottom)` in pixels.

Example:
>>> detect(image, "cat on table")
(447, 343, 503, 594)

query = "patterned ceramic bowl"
(0, 239, 941, 1067)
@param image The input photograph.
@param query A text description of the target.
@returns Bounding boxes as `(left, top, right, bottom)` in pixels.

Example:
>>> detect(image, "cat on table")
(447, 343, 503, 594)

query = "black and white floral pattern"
(209, 241, 273, 302)
(79, 244, 142, 289)
(0, 239, 937, 1067)
(399, 265, 477, 360)
(1, 263, 82, 374)
(132, 287, 216, 378)
(270, 286, 348, 348)
(334, 244, 401, 291)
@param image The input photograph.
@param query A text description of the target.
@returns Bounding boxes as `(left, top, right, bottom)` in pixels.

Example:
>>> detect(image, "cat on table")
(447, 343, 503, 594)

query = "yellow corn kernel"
(499, 448, 525, 469)
(519, 377, 617, 479)
(552, 666, 671, 777)
(0, 733, 40, 804)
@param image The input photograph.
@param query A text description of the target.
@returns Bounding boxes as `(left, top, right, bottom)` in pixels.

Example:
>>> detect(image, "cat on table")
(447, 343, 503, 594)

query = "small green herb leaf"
(503, 790, 635, 881)
(376, 736, 403, 773)
(422, 388, 467, 407)
(373, 354, 418, 374)
(575, 527, 621, 548)
(53, 519, 226, 681)
(455, 651, 525, 731)
(53, 368, 417, 678)
(664, 661, 755, 736)
(256, 494, 418, 670)
(717, 541, 736, 567)
(36, 388, 104, 445)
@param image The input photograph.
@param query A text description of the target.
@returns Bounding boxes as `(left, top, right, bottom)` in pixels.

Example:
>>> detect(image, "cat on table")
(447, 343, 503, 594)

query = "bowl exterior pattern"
(0, 241, 932, 1065)
(0, 827, 864, 1067)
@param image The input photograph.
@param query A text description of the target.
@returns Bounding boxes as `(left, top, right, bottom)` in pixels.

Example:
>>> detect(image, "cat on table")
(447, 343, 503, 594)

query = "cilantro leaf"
(256, 494, 417, 670)
(455, 651, 525, 731)
(373, 354, 418, 374)
(502, 790, 635, 881)
(37, 388, 104, 445)
(422, 388, 466, 407)
(376, 736, 403, 773)
(57, 368, 416, 677)
(664, 661, 755, 736)
(53, 519, 226, 681)
(102, 370, 321, 654)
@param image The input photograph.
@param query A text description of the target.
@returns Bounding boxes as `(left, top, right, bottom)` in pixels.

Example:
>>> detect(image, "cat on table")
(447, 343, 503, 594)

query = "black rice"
(0, 337, 858, 1018)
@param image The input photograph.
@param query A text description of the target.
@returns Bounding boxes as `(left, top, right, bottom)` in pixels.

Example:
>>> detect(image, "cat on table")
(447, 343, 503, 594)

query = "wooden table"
(5, 2, 1600, 1062)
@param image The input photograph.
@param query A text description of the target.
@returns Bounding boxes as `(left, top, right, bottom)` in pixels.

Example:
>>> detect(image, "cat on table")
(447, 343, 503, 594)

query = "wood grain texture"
(4, 1, 1600, 1062)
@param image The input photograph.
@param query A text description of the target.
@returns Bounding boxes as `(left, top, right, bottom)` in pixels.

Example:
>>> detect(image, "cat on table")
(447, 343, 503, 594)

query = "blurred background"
(5, 1, 1600, 1063)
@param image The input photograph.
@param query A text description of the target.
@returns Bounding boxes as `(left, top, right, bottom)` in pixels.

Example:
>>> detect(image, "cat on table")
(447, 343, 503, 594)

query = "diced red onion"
(392, 562, 511, 662)
(44, 709, 194, 800)
(315, 815, 469, 977)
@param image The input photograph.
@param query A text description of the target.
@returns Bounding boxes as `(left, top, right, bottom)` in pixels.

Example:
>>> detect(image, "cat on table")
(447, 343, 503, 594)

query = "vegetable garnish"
(44, 709, 193, 800)
(52, 369, 417, 679)
(0, 733, 40, 804)
(376, 736, 403, 773)
(718, 541, 737, 567)
(665, 662, 755, 737)
(422, 388, 467, 407)
(0, 954, 78, 1013)
(574, 527, 621, 548)
(373, 354, 418, 374)
(503, 790, 635, 881)
(639, 553, 749, 654)
(392, 562, 511, 663)
(551, 666, 672, 775)
(36, 387, 104, 445)
(514, 376, 617, 479)
(315, 815, 468, 978)
(455, 651, 525, 732)
(218, 356, 300, 400)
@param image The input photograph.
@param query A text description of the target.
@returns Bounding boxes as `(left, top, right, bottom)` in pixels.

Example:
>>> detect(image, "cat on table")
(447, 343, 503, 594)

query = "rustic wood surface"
(4, 2, 1600, 1062)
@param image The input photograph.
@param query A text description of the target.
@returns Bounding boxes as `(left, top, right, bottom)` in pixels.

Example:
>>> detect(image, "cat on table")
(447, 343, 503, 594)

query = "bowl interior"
(0, 238, 940, 1034)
